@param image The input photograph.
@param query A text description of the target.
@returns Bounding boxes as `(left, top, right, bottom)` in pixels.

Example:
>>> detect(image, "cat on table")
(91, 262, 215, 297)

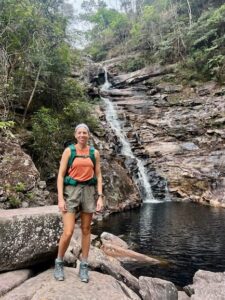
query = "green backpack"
(64, 144, 97, 186)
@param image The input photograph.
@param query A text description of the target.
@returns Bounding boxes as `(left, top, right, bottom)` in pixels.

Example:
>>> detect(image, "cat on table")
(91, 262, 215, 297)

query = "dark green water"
(92, 202, 225, 287)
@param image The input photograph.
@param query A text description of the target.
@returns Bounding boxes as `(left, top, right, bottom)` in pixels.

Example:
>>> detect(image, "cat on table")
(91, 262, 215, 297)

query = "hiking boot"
(54, 259, 64, 281)
(79, 261, 89, 283)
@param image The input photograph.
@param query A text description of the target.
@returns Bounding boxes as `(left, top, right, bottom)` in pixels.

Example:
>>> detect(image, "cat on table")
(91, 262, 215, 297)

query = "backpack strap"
(89, 146, 96, 166)
(67, 144, 96, 169)
(68, 144, 76, 168)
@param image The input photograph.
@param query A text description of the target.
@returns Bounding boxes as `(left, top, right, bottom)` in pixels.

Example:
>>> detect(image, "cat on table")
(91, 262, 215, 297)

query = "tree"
(80, 5, 131, 60)
(0, 0, 73, 121)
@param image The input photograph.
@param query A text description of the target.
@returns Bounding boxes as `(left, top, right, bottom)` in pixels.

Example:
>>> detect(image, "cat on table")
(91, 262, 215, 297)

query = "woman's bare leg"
(57, 212, 76, 258)
(80, 212, 93, 260)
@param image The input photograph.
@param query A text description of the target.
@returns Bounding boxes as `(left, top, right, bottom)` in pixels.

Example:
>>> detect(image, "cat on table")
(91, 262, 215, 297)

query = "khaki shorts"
(64, 184, 96, 213)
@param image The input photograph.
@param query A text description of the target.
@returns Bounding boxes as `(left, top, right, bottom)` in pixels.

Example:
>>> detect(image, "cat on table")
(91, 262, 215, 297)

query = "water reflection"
(93, 202, 225, 287)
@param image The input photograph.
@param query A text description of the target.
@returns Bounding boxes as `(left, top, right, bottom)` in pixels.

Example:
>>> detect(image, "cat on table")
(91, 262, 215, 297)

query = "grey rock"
(0, 133, 53, 208)
(21, 201, 29, 208)
(178, 291, 190, 299)
(88, 246, 139, 293)
(2, 267, 141, 300)
(139, 276, 178, 300)
(112, 65, 175, 87)
(181, 142, 199, 151)
(0, 269, 33, 297)
(0, 205, 62, 271)
(38, 180, 46, 189)
(156, 83, 183, 93)
(186, 270, 225, 300)
(101, 231, 129, 249)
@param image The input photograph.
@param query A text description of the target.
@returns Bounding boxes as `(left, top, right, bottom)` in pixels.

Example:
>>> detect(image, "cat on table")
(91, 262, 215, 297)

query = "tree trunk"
(186, 0, 192, 27)
(22, 64, 42, 124)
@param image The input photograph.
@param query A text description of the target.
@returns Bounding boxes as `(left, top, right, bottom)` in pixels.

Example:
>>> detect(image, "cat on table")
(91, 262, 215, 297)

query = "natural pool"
(93, 202, 225, 287)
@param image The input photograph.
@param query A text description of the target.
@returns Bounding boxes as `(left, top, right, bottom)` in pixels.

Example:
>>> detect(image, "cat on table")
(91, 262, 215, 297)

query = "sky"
(68, 0, 120, 12)
(66, 0, 121, 48)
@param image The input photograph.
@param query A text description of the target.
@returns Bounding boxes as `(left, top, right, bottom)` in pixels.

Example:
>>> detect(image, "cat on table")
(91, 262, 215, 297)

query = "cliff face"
(98, 59, 225, 208)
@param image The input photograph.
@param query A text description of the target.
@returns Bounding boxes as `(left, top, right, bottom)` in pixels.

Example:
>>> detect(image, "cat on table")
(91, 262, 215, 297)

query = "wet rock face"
(92, 132, 141, 212)
(99, 63, 225, 207)
(0, 133, 53, 209)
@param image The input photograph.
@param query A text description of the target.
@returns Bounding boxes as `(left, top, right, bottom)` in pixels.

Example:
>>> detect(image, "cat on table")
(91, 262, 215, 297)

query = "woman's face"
(75, 127, 89, 145)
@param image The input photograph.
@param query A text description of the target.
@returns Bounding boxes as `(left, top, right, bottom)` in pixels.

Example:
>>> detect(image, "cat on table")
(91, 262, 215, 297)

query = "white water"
(101, 68, 161, 203)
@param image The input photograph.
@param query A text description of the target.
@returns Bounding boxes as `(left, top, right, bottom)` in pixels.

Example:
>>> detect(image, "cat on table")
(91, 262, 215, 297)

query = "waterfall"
(101, 68, 162, 203)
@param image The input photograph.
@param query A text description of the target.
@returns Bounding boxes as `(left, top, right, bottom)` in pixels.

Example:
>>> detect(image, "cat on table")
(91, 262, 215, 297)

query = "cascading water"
(101, 68, 161, 203)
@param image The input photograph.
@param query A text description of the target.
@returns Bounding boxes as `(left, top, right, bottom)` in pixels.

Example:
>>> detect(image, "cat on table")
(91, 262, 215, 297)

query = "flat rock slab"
(0, 269, 32, 297)
(112, 65, 173, 86)
(0, 206, 62, 271)
(2, 267, 141, 300)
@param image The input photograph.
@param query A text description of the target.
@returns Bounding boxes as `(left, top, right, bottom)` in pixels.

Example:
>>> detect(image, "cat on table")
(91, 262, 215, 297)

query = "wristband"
(98, 194, 103, 197)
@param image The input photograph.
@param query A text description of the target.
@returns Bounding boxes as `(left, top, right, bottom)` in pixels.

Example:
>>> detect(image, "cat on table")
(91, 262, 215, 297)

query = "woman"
(54, 123, 103, 283)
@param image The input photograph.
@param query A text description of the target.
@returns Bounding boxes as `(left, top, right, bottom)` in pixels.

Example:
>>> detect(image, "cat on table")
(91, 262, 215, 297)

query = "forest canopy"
(80, 0, 225, 81)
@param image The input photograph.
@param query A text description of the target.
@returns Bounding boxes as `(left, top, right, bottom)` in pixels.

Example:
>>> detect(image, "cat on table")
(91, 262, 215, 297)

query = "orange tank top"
(68, 145, 95, 182)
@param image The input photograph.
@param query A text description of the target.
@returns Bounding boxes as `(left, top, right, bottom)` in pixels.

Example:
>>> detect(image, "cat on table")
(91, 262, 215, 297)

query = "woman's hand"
(96, 196, 104, 212)
(58, 197, 67, 212)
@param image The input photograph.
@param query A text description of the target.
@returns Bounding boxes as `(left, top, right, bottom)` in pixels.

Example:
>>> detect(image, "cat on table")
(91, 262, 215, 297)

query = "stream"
(93, 201, 225, 287)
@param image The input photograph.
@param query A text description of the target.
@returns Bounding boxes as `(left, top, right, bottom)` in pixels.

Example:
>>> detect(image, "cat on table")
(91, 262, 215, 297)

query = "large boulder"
(2, 267, 141, 300)
(139, 276, 178, 300)
(184, 270, 225, 299)
(0, 205, 62, 271)
(0, 132, 53, 209)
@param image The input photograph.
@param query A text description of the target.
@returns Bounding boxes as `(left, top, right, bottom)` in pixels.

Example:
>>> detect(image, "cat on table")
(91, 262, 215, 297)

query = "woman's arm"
(94, 149, 104, 212)
(57, 147, 70, 212)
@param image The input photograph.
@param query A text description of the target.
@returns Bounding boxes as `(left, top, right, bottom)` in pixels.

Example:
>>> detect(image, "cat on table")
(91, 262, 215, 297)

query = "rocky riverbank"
(1, 206, 225, 299)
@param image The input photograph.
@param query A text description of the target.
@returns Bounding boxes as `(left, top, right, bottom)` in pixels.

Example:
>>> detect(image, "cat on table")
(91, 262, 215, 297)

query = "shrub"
(118, 57, 146, 73)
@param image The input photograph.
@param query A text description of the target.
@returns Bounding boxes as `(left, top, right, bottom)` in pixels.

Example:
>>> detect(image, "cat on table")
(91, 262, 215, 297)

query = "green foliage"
(118, 57, 146, 73)
(0, 0, 74, 120)
(186, 4, 225, 80)
(80, 0, 225, 81)
(86, 44, 109, 61)
(31, 99, 98, 178)
(8, 196, 21, 208)
(80, 6, 131, 60)
(60, 79, 86, 102)
(31, 107, 61, 176)
(15, 182, 26, 192)
(0, 121, 15, 130)
(27, 192, 35, 200)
